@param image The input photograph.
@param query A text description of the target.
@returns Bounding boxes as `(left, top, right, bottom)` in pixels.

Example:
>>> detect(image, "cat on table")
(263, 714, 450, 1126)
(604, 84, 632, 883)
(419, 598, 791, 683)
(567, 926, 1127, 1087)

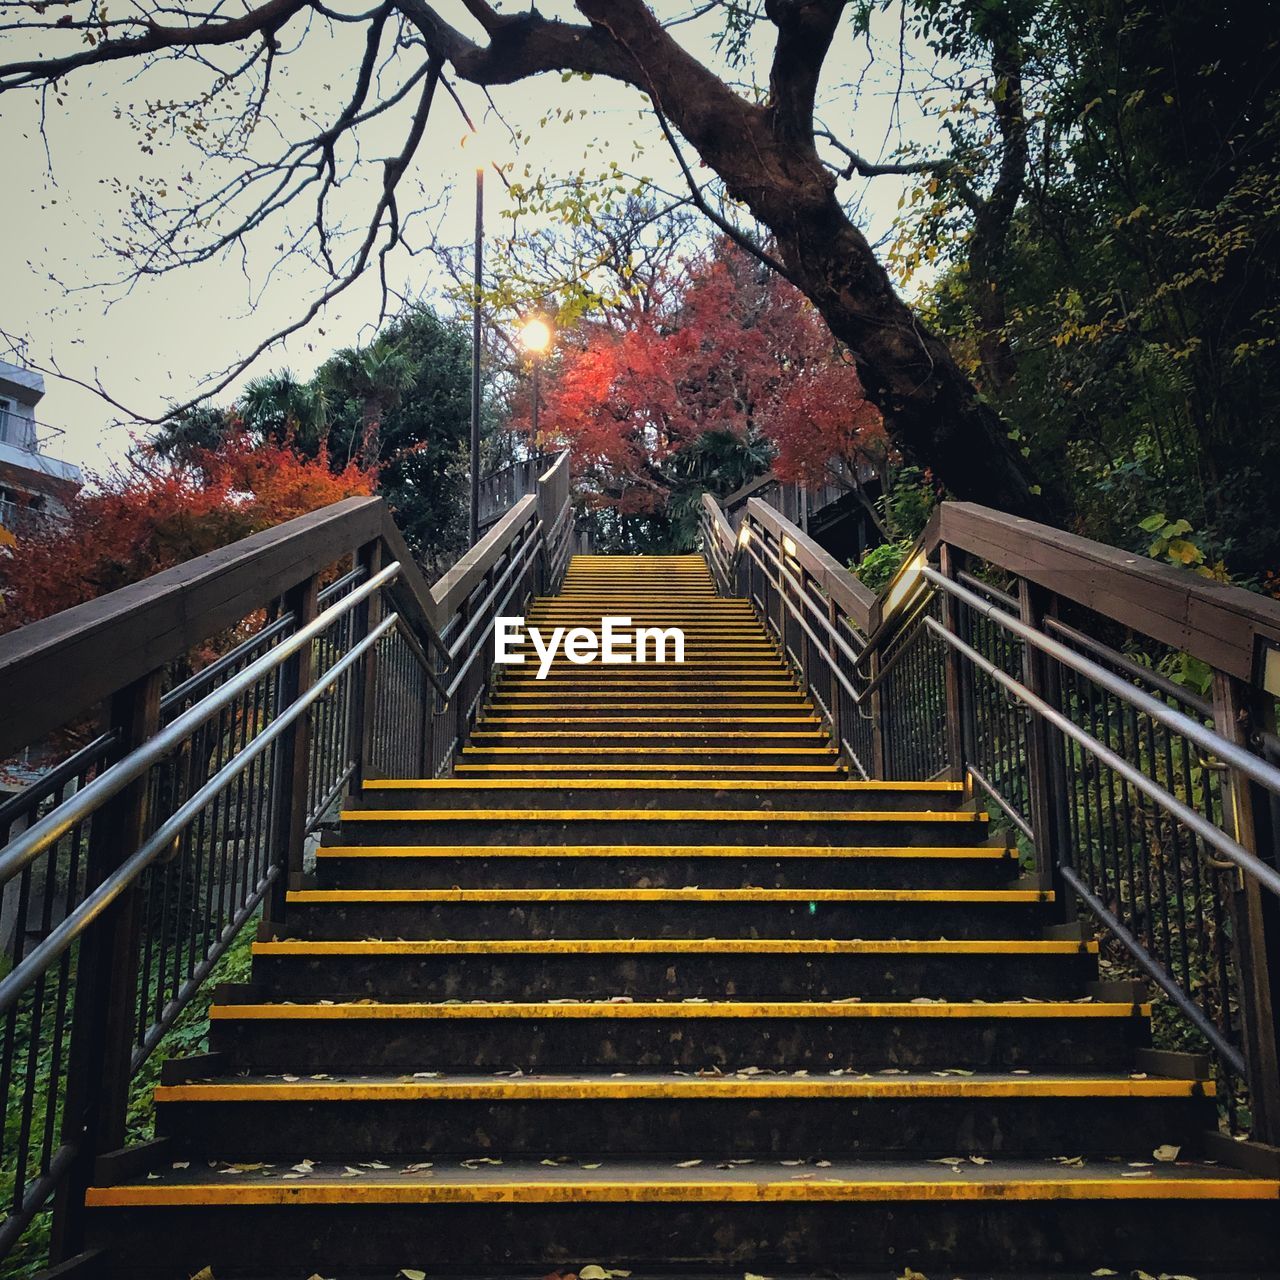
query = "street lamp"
(468, 158, 484, 547)
(518, 315, 553, 440)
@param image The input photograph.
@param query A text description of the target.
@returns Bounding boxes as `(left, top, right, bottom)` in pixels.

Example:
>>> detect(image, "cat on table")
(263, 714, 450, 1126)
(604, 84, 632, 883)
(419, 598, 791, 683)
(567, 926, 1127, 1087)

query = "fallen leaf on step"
(580, 1163, 602, 1170)
(291, 1160, 315, 1174)
(674, 1159, 702, 1168)
(1090, 1270, 1118, 1276)
(968, 1156, 992, 1165)
(171, 1161, 190, 1170)
(1153, 1144, 1181, 1162)
(412, 1072, 441, 1079)
(360, 1161, 391, 1169)
(745, 1273, 772, 1280)
(1122, 1170, 1153, 1178)
(190, 1269, 215, 1280)
(897, 1268, 928, 1280)
(1053, 1155, 1085, 1167)
(398, 1270, 428, 1280)
(928, 1157, 963, 1165)
(342, 1167, 364, 1177)
(402, 1163, 433, 1173)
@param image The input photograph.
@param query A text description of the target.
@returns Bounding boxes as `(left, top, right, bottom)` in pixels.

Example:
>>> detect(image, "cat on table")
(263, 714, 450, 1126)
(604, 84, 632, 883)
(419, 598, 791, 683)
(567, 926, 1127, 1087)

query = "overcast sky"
(4, 1, 947, 475)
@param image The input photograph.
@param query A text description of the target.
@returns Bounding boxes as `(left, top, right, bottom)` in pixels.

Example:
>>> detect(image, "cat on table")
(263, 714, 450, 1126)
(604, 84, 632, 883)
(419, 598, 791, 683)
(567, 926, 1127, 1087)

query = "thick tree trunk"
(769, 191, 1037, 513)
(427, 0, 1048, 518)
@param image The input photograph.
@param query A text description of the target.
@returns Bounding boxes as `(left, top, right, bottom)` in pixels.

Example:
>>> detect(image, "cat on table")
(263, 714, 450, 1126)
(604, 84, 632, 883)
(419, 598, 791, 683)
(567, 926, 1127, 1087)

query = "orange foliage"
(0, 432, 375, 635)
(524, 244, 884, 513)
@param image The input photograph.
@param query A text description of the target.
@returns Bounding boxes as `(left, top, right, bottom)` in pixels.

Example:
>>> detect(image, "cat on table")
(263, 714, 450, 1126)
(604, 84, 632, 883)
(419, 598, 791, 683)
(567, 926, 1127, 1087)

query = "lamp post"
(468, 162, 484, 547)
(517, 315, 553, 441)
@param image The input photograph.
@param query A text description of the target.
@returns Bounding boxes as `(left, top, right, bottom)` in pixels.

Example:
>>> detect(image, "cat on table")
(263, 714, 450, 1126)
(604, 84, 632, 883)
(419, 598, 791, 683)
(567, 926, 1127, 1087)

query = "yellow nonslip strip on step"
(154, 1074, 1205, 1104)
(252, 938, 1094, 957)
(337, 808, 986, 824)
(473, 721, 819, 732)
(287, 886, 1036, 904)
(481, 707, 815, 717)
(475, 718, 817, 727)
(469, 733, 831, 741)
(83, 1176, 1278, 1208)
(451, 765, 846, 774)
(361, 779, 962, 794)
(460, 747, 835, 756)
(208, 1000, 1149, 1021)
(314, 843, 1000, 860)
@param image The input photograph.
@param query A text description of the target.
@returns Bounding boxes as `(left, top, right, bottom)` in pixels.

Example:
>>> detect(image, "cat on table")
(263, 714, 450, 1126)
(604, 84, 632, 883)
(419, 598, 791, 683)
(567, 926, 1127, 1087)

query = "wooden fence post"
(1213, 671, 1280, 1146)
(1018, 580, 1071, 908)
(264, 573, 319, 934)
(50, 669, 162, 1260)
(348, 540, 383, 794)
(937, 543, 968, 786)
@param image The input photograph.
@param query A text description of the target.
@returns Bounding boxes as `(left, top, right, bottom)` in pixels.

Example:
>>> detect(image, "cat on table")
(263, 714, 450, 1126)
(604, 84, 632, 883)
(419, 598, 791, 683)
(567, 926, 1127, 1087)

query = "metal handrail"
(0, 563, 400, 889)
(922, 565, 1280, 804)
(0, 611, 398, 1019)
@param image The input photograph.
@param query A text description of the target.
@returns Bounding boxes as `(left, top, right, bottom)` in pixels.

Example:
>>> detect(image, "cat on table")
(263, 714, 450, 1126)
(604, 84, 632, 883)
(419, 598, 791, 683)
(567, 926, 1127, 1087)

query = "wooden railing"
(0, 454, 571, 1269)
(701, 491, 1280, 1150)
(476, 451, 557, 533)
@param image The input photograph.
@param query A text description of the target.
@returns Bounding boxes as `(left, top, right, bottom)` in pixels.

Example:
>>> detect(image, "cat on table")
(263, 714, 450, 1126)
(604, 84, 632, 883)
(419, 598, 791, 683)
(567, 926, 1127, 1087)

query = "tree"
(0, 433, 374, 636)
(532, 241, 886, 548)
(894, 0, 1280, 582)
(149, 304, 474, 571)
(319, 339, 416, 469)
(1, 1, 1043, 517)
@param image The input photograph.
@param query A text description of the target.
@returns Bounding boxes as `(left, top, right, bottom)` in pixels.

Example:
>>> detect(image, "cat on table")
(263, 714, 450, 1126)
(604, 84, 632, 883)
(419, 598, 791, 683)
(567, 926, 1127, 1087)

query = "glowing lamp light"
(518, 316, 553, 355)
(738, 525, 752, 548)
(781, 534, 798, 557)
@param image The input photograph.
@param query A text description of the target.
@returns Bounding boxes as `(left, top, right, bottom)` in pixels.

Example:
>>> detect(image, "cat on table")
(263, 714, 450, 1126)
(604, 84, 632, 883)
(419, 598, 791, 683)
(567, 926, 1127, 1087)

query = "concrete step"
(250, 935, 1092, 1001)
(84, 1157, 1280, 1277)
(152, 1070, 1211, 1162)
(330, 808, 988, 847)
(207, 998, 1152, 1074)
(351, 779, 965, 813)
(281, 884, 1050, 941)
(311, 842, 1010, 889)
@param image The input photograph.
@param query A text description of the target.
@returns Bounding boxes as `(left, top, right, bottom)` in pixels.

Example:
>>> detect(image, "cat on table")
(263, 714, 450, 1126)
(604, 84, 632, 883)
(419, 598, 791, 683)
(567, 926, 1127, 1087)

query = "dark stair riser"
(351, 785, 963, 813)
(210, 1012, 1148, 1073)
(86, 1196, 1280, 1276)
(457, 749, 835, 766)
(483, 704, 817, 721)
(251, 947, 1096, 1001)
(283, 897, 1048, 941)
(156, 1091, 1213, 1162)
(450, 766, 848, 780)
(313, 851, 1012, 890)
(331, 815, 988, 846)
(465, 733, 831, 749)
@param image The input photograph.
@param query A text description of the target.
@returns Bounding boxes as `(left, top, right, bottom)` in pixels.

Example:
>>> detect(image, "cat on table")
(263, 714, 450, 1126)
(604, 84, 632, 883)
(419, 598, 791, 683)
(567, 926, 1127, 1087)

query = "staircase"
(84, 554, 1279, 1277)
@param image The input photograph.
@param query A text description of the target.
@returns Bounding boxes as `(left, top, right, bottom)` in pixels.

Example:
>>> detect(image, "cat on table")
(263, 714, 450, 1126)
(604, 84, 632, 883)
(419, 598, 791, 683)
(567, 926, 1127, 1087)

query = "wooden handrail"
(0, 496, 424, 758)
(745, 497, 876, 633)
(924, 503, 1280, 685)
(429, 494, 539, 620)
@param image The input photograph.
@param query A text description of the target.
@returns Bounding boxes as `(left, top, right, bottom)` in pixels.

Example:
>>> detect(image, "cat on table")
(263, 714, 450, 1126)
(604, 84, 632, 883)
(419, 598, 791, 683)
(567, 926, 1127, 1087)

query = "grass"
(1, 922, 257, 1280)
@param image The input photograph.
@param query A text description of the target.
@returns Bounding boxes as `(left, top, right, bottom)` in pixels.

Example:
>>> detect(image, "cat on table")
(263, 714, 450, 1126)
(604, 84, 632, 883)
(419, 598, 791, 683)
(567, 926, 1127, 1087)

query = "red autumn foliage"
(0, 431, 375, 636)
(524, 242, 886, 511)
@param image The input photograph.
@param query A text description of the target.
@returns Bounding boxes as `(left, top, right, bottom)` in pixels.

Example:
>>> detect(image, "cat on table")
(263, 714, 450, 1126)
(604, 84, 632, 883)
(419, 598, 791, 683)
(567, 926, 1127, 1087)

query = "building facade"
(0, 360, 82, 543)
